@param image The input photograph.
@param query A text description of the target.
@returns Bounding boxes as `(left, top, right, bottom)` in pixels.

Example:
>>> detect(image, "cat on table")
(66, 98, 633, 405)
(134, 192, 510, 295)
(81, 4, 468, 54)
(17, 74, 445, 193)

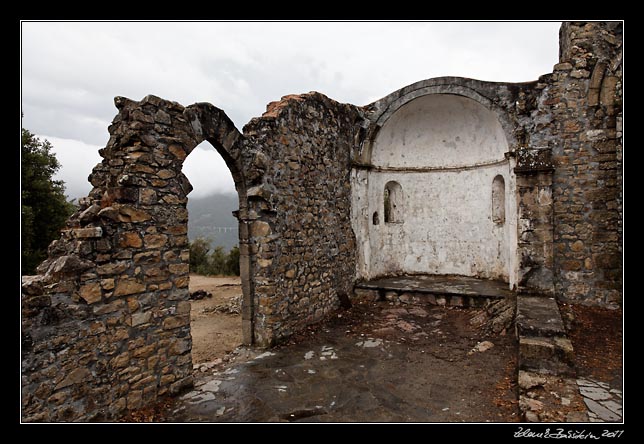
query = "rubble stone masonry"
(243, 93, 362, 344)
(21, 22, 622, 421)
(22, 91, 363, 421)
(550, 22, 623, 305)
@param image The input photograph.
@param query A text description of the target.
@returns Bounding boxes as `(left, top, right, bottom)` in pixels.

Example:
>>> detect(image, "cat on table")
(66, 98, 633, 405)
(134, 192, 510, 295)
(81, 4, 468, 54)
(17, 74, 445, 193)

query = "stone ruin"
(21, 22, 622, 421)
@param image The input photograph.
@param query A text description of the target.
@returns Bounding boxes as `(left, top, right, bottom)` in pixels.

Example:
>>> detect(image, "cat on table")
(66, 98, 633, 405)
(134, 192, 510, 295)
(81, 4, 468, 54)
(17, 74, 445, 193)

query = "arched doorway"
(180, 103, 254, 346)
(182, 140, 244, 367)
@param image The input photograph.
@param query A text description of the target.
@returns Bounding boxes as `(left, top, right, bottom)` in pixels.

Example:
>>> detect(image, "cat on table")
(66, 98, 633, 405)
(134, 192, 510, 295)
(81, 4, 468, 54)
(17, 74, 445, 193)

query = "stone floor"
(170, 298, 519, 422)
(578, 377, 623, 422)
(158, 275, 622, 423)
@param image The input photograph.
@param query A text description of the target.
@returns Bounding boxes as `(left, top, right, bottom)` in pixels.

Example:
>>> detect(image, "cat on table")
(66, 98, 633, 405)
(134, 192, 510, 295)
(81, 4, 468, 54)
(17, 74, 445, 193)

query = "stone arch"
(21, 95, 258, 422)
(357, 77, 520, 166)
(102, 97, 256, 346)
(183, 102, 246, 188)
(182, 102, 254, 345)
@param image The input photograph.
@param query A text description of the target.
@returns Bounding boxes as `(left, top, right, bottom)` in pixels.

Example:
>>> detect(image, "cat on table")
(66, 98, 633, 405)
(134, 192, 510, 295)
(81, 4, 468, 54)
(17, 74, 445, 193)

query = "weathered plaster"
(353, 94, 518, 287)
(372, 94, 509, 169)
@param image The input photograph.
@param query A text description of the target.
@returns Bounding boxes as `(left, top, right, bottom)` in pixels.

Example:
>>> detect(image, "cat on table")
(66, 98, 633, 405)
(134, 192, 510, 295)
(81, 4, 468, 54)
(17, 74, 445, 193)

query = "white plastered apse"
(352, 94, 518, 287)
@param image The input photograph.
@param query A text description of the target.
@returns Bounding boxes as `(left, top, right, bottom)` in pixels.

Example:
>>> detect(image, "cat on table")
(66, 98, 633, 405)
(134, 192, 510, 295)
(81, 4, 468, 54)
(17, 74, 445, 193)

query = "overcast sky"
(21, 21, 562, 199)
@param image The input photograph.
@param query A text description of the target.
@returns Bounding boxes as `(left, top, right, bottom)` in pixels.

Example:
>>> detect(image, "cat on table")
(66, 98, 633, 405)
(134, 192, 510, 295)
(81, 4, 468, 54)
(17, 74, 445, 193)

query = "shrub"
(188, 237, 240, 276)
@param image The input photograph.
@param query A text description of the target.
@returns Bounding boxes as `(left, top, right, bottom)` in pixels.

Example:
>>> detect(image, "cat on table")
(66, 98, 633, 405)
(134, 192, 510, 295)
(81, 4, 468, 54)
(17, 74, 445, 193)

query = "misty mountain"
(187, 192, 239, 252)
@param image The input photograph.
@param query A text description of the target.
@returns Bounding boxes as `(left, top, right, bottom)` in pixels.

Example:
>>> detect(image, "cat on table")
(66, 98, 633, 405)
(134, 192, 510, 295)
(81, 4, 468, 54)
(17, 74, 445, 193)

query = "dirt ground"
(188, 274, 243, 364)
(561, 302, 623, 390)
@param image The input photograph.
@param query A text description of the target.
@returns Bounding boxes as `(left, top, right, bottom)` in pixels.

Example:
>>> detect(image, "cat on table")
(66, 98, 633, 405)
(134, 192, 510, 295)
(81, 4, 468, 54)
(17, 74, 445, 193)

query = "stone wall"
(21, 96, 207, 421)
(514, 167, 555, 295)
(517, 22, 623, 305)
(491, 21, 622, 303)
(243, 93, 363, 344)
(551, 22, 622, 305)
(22, 92, 363, 421)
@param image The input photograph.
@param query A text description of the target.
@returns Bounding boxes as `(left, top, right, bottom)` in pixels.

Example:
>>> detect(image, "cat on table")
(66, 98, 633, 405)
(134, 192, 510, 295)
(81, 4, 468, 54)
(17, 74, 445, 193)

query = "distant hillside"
(187, 192, 239, 251)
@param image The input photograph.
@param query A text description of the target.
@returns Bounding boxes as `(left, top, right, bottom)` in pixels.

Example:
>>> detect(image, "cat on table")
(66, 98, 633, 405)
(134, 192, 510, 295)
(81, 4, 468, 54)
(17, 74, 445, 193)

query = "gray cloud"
(21, 21, 561, 199)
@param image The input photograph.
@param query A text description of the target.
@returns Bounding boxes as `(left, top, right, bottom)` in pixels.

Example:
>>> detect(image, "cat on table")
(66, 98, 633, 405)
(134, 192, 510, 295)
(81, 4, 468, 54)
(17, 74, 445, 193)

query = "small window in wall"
(384, 181, 403, 224)
(492, 175, 505, 225)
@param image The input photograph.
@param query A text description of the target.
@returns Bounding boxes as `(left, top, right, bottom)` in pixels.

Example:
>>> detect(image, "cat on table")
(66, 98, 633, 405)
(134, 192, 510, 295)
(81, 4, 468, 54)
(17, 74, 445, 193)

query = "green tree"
(225, 246, 240, 276)
(21, 127, 76, 274)
(208, 246, 227, 275)
(189, 237, 212, 274)
(189, 237, 240, 276)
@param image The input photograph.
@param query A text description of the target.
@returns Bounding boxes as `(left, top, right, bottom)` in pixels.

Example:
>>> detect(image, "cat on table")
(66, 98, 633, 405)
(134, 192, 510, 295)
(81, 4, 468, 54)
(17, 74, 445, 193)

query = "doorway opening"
(183, 140, 243, 369)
